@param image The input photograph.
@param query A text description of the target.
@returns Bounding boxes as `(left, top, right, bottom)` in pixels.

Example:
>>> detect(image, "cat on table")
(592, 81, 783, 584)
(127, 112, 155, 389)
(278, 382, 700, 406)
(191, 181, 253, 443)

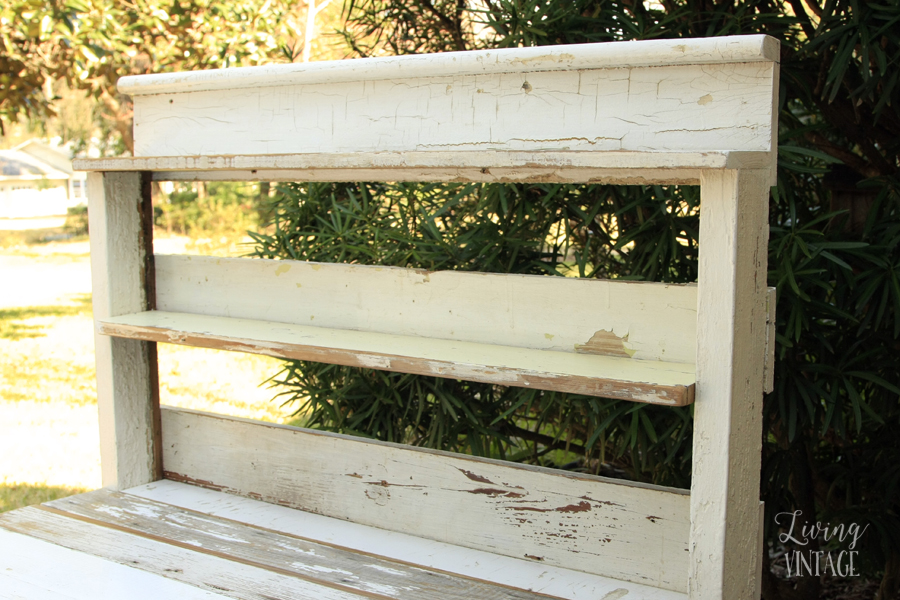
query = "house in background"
(0, 140, 87, 219)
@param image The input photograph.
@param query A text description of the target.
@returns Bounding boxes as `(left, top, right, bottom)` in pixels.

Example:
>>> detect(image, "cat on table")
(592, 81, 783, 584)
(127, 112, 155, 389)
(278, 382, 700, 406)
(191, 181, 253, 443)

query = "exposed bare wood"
(159, 407, 691, 591)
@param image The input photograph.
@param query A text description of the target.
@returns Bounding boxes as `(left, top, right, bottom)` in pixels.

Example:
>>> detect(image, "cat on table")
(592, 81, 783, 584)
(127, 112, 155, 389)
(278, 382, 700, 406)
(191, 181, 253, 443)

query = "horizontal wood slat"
(0, 506, 374, 600)
(0, 529, 233, 600)
(156, 255, 697, 364)
(73, 150, 774, 185)
(129, 479, 687, 600)
(42, 489, 550, 600)
(99, 311, 695, 405)
(158, 407, 691, 592)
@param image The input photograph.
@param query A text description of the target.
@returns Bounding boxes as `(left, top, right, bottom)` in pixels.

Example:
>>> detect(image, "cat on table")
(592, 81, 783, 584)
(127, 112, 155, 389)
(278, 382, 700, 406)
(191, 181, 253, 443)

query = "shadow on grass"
(0, 482, 89, 513)
(0, 294, 93, 341)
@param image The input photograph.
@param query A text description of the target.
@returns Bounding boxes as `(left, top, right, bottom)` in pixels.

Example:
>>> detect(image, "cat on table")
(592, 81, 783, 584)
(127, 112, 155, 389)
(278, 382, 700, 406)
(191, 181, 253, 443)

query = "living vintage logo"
(775, 510, 868, 578)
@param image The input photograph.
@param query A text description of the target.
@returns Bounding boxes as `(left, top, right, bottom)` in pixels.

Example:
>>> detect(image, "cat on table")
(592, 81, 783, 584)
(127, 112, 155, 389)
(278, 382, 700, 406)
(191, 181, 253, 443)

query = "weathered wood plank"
(0, 528, 233, 600)
(87, 171, 161, 490)
(0, 507, 374, 600)
(126, 53, 777, 160)
(129, 479, 688, 600)
(47, 489, 556, 600)
(155, 254, 697, 364)
(690, 169, 770, 599)
(159, 407, 691, 591)
(73, 150, 772, 185)
(99, 311, 695, 405)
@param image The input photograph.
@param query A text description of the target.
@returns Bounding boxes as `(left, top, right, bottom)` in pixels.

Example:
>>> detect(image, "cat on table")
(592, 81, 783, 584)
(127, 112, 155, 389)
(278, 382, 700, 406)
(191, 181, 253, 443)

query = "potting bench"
(0, 34, 778, 600)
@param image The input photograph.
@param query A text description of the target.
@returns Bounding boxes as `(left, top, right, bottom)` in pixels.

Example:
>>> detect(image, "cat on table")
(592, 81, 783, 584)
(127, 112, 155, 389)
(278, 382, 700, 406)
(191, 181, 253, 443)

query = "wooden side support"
(87, 171, 161, 489)
(690, 169, 770, 599)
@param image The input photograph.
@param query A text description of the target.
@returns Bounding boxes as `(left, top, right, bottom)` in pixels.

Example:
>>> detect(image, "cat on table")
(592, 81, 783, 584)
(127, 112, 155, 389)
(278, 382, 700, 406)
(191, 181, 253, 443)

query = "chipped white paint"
(690, 169, 770, 599)
(42, 489, 548, 600)
(155, 254, 697, 363)
(160, 407, 691, 591)
(130, 479, 687, 600)
(87, 171, 160, 490)
(0, 507, 364, 600)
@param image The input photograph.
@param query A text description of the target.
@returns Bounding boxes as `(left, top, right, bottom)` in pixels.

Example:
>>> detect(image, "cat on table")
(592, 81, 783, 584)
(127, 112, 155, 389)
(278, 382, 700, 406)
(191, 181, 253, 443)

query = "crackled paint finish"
(132, 62, 776, 161)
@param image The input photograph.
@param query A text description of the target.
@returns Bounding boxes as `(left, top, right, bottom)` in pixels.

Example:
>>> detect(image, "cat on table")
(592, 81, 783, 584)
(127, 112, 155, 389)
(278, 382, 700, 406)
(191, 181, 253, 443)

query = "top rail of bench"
(75, 35, 779, 183)
(116, 35, 778, 96)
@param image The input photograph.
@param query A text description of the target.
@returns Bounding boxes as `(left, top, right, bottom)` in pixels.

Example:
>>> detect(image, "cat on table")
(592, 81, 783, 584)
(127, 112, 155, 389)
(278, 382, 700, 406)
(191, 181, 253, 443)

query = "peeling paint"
(698, 94, 713, 105)
(458, 469, 494, 484)
(555, 501, 591, 513)
(274, 264, 291, 276)
(575, 329, 637, 358)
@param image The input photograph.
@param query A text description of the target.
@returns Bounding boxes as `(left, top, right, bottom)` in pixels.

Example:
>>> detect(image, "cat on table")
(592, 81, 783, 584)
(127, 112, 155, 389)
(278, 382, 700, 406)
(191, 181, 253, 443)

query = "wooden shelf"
(99, 311, 695, 406)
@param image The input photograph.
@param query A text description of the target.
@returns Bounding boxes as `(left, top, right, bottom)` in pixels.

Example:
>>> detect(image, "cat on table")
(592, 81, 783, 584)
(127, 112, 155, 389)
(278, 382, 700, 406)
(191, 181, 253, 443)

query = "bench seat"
(0, 480, 686, 600)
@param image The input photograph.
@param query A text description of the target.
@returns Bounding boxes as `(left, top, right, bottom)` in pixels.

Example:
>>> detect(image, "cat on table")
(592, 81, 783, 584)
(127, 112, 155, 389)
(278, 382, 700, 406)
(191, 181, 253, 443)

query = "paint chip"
(274, 264, 291, 276)
(575, 330, 636, 358)
(698, 94, 713, 105)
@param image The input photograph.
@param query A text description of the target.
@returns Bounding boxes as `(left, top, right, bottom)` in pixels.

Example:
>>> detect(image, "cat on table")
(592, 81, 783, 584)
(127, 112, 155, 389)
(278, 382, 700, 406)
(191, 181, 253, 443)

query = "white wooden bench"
(0, 35, 779, 600)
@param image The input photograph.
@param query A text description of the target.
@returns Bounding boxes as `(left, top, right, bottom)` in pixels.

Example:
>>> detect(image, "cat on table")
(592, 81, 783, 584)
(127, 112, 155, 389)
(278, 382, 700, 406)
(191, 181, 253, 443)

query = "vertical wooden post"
(690, 169, 770, 599)
(87, 171, 161, 490)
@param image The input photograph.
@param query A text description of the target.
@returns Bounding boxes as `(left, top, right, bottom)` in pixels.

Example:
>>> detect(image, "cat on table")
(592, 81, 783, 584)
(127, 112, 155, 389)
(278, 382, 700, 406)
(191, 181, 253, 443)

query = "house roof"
(0, 144, 72, 181)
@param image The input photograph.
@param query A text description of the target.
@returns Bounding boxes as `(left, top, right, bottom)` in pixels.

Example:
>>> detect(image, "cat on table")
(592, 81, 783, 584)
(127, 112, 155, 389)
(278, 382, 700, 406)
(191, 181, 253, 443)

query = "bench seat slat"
(0, 506, 364, 600)
(39, 489, 549, 600)
(0, 528, 233, 600)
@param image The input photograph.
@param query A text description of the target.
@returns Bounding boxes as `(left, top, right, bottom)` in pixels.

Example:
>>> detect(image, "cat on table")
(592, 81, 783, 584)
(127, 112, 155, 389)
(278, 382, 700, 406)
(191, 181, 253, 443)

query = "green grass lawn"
(0, 483, 88, 513)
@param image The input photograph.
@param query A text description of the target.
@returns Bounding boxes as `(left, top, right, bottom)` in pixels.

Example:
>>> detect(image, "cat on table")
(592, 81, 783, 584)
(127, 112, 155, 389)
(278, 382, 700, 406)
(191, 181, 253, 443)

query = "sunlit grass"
(0, 294, 93, 341)
(0, 229, 299, 515)
(0, 482, 88, 513)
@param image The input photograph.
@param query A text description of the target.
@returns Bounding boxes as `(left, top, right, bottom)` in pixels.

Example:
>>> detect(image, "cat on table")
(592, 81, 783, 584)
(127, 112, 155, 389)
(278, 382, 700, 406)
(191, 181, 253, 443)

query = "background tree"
(1, 0, 346, 153)
(253, 1, 900, 598)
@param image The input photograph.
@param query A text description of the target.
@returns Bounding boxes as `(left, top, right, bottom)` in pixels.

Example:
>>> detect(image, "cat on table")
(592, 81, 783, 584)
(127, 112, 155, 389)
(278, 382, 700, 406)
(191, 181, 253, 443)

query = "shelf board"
(99, 311, 695, 406)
